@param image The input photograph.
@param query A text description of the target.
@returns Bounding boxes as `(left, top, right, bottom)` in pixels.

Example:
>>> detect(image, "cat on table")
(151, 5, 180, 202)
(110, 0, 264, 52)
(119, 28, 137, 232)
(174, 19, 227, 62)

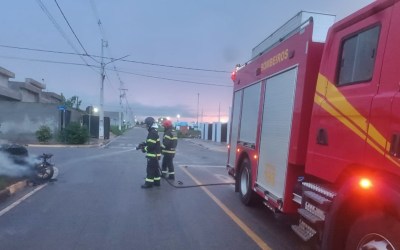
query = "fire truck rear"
(227, 0, 400, 249)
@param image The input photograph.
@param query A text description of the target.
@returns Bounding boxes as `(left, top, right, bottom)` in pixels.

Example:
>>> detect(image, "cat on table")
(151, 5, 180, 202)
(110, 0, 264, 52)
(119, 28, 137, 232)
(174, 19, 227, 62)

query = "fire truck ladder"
(291, 182, 337, 242)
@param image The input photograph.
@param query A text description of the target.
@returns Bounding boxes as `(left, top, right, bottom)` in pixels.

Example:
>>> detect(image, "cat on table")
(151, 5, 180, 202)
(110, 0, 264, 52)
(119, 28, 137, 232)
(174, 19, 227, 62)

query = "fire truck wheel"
(345, 211, 400, 250)
(239, 158, 256, 206)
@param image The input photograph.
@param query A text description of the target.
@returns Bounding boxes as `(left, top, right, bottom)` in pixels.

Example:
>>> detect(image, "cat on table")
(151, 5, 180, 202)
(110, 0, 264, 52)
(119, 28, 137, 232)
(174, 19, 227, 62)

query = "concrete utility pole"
(98, 39, 129, 139)
(99, 39, 108, 140)
(119, 88, 127, 130)
(196, 93, 199, 129)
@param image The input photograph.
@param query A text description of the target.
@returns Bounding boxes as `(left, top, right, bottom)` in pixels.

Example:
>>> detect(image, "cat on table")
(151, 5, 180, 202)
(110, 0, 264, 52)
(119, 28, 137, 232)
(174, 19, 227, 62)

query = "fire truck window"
(390, 134, 400, 158)
(337, 25, 380, 86)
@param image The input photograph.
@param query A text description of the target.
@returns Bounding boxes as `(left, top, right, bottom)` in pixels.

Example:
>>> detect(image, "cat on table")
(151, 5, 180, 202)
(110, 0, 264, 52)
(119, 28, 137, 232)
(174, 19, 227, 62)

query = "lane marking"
(179, 164, 226, 168)
(181, 166, 272, 250)
(0, 184, 47, 217)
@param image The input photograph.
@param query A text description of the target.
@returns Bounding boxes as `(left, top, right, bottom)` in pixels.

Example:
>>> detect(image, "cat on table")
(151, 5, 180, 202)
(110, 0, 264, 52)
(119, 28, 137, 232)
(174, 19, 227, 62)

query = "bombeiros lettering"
(260, 49, 289, 71)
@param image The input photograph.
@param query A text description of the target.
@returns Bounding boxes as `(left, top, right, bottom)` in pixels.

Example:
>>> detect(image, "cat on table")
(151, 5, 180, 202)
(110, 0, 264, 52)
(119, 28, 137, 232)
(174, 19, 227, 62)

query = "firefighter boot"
(154, 177, 161, 186)
(168, 174, 175, 180)
(141, 182, 153, 189)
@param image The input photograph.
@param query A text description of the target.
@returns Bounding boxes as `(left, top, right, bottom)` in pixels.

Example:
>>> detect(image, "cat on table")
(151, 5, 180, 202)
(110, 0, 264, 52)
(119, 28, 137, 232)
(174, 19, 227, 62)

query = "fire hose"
(160, 167, 234, 189)
(136, 143, 234, 188)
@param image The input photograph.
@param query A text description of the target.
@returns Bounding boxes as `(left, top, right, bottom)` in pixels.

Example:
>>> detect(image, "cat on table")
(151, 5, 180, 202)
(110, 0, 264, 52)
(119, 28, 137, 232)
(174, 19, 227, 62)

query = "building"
(0, 66, 70, 143)
(0, 66, 62, 103)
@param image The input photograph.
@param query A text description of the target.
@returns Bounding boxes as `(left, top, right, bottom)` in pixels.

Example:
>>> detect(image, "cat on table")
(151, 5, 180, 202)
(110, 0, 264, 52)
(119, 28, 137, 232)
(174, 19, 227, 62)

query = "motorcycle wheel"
(36, 164, 54, 180)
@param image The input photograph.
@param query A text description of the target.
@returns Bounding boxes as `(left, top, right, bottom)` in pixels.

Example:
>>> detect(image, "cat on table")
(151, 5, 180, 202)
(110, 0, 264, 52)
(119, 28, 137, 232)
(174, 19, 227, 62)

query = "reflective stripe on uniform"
(145, 178, 154, 182)
(154, 177, 161, 181)
(162, 150, 175, 154)
(147, 139, 157, 143)
(146, 153, 157, 157)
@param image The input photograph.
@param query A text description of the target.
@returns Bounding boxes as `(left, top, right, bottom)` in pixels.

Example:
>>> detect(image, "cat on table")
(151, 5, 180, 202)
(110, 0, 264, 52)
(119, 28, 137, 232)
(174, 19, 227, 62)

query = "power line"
(89, 0, 108, 41)
(0, 55, 232, 88)
(89, 0, 127, 113)
(108, 68, 232, 87)
(121, 59, 230, 73)
(54, 0, 89, 56)
(0, 44, 230, 73)
(35, 0, 98, 73)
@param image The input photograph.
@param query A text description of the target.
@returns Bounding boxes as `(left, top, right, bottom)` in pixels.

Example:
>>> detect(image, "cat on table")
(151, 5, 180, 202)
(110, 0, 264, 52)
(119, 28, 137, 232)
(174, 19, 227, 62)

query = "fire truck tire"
(239, 158, 256, 206)
(345, 211, 400, 250)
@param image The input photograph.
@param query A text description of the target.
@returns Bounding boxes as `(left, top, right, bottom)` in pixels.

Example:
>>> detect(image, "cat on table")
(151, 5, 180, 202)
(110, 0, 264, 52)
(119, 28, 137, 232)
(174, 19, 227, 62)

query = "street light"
(177, 114, 180, 123)
(86, 106, 98, 138)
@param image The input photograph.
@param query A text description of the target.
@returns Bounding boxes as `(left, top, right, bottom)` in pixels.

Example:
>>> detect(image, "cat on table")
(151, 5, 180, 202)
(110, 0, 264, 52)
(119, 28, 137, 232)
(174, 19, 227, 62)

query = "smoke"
(0, 151, 40, 177)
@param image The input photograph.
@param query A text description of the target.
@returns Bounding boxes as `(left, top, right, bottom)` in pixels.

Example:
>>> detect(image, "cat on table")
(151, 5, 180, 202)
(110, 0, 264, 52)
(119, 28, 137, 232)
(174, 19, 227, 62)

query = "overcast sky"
(0, 0, 374, 123)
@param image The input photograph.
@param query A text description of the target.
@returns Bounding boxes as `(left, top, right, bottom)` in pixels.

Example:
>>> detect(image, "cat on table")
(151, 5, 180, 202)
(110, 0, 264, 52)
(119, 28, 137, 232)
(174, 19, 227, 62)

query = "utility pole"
(196, 93, 199, 130)
(99, 39, 108, 140)
(119, 88, 127, 130)
(98, 39, 129, 138)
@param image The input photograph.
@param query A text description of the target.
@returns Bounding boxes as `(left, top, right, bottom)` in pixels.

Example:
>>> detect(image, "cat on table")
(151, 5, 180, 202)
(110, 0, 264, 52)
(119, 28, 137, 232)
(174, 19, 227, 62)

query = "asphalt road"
(0, 127, 312, 250)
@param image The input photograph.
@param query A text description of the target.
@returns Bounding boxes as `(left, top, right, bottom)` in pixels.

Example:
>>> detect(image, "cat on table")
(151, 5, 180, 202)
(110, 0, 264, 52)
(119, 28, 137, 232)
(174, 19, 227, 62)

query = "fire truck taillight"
(359, 178, 373, 190)
(253, 154, 258, 159)
(237, 148, 240, 153)
(231, 70, 236, 81)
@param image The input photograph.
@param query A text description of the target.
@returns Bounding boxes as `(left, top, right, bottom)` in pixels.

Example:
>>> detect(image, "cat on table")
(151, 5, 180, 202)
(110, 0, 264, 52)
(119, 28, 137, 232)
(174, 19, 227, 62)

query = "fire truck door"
(257, 67, 298, 199)
(309, 11, 390, 181)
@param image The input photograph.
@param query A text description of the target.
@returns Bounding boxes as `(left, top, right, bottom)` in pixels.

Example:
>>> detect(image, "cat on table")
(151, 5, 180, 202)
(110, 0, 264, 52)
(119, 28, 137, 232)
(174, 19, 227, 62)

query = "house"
(0, 66, 71, 143)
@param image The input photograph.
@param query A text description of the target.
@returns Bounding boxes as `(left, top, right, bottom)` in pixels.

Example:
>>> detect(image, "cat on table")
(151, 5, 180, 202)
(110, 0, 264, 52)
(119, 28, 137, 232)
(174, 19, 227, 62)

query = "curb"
(27, 137, 115, 148)
(0, 180, 28, 203)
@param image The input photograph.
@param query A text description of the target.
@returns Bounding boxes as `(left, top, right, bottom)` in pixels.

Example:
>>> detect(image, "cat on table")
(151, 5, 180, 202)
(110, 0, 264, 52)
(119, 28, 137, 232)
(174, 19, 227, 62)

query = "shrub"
(177, 129, 201, 138)
(35, 125, 53, 143)
(110, 125, 124, 136)
(59, 122, 89, 144)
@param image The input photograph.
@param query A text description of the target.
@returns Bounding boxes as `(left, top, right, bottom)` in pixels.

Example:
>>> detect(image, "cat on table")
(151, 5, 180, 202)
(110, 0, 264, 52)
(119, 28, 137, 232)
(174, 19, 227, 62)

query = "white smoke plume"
(0, 151, 40, 177)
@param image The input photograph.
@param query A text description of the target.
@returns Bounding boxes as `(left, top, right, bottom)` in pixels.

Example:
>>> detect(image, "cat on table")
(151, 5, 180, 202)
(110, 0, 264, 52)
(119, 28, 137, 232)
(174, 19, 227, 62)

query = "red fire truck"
(227, 0, 400, 249)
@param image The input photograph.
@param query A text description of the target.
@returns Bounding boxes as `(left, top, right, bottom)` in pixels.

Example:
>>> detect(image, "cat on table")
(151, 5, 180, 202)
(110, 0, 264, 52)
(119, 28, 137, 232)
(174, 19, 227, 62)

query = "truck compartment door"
(257, 67, 298, 199)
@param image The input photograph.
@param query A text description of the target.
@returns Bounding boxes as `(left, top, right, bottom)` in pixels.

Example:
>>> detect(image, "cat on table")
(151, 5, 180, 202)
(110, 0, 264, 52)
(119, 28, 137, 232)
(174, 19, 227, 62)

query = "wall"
(0, 101, 82, 143)
(199, 122, 229, 143)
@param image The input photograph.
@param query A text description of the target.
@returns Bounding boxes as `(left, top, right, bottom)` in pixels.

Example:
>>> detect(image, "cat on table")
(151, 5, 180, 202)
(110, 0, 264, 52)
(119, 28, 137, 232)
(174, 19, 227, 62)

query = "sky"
(0, 0, 374, 123)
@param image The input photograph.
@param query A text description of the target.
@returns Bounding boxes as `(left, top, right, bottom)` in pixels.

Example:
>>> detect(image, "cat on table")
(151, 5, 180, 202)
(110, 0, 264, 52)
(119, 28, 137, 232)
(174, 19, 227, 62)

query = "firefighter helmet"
(162, 120, 173, 128)
(144, 117, 155, 128)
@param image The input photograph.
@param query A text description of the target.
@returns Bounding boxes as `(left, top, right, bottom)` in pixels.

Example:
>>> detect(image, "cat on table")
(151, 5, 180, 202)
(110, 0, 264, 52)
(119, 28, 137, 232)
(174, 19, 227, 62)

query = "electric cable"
(35, 0, 98, 73)
(0, 55, 230, 87)
(54, 0, 88, 56)
(0, 44, 230, 73)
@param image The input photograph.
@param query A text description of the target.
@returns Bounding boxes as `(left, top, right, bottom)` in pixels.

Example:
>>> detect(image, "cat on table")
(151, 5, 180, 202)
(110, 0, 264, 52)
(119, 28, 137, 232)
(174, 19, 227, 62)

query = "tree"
(60, 94, 82, 110)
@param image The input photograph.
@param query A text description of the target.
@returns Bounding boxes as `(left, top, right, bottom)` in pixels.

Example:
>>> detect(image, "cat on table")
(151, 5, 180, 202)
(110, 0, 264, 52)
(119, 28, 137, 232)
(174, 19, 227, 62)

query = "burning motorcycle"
(0, 143, 55, 183)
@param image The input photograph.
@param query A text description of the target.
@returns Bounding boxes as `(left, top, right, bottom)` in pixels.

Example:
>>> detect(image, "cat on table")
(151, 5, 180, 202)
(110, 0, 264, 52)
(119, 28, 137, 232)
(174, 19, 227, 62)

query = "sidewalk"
(27, 134, 115, 148)
(184, 138, 228, 153)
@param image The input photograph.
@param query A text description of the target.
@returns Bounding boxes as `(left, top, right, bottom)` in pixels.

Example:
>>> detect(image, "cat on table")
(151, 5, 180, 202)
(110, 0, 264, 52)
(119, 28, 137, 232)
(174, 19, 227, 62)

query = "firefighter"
(140, 117, 162, 188)
(161, 119, 178, 180)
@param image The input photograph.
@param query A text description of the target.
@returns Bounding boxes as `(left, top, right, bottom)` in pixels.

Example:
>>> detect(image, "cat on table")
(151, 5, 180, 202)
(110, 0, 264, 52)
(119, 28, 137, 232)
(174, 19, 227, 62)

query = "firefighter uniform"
(161, 125, 178, 180)
(141, 118, 162, 188)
